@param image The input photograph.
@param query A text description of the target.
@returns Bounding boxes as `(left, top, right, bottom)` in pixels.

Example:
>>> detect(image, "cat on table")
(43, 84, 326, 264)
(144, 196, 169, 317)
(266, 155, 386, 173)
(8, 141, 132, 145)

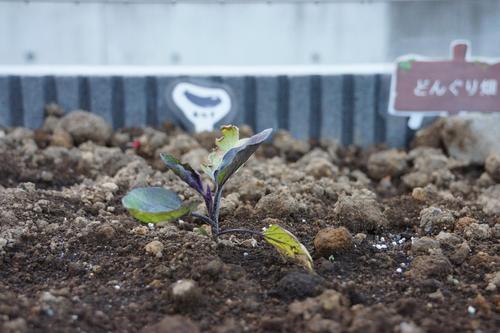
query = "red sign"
(389, 41, 500, 128)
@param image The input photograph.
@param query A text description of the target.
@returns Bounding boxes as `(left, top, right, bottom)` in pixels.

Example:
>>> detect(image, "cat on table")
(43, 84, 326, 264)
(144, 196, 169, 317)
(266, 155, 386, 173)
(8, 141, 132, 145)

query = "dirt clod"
(411, 237, 440, 255)
(407, 254, 452, 280)
(273, 271, 325, 301)
(419, 206, 455, 234)
(171, 279, 202, 308)
(2, 318, 27, 333)
(367, 149, 408, 180)
(334, 190, 387, 233)
(56, 110, 112, 145)
(145, 240, 164, 257)
(314, 226, 354, 257)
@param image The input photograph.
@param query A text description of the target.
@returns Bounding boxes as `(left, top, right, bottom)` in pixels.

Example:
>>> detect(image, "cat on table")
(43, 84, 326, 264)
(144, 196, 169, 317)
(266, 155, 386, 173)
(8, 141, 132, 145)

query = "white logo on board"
(171, 82, 232, 132)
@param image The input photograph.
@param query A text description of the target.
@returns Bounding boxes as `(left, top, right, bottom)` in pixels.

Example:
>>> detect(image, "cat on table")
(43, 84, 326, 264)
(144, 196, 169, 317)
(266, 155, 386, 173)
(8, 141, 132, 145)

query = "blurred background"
(1, 0, 499, 66)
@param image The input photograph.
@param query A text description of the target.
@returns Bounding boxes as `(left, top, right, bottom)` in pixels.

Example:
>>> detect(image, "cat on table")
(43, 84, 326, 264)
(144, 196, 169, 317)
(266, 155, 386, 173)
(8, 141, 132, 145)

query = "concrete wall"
(388, 0, 500, 59)
(1, 1, 498, 66)
(0, 2, 390, 65)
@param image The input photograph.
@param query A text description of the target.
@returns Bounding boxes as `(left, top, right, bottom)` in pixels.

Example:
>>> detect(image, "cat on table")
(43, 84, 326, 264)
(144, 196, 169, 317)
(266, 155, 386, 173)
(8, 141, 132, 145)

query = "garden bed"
(0, 109, 499, 333)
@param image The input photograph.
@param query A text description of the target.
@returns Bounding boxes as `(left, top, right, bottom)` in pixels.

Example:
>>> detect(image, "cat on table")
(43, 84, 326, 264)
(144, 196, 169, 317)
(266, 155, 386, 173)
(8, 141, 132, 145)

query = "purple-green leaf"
(214, 128, 272, 187)
(160, 153, 204, 194)
(122, 187, 192, 223)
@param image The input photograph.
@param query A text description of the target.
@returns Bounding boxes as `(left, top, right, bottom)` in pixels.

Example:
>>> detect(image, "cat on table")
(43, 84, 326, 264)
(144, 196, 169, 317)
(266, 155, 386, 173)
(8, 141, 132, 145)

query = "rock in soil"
(334, 190, 388, 233)
(485, 152, 500, 181)
(272, 271, 325, 301)
(314, 226, 354, 257)
(410, 237, 440, 255)
(171, 279, 202, 308)
(440, 113, 500, 164)
(367, 149, 408, 180)
(255, 190, 303, 217)
(145, 240, 164, 257)
(288, 289, 350, 322)
(419, 206, 455, 234)
(407, 254, 452, 280)
(56, 110, 112, 145)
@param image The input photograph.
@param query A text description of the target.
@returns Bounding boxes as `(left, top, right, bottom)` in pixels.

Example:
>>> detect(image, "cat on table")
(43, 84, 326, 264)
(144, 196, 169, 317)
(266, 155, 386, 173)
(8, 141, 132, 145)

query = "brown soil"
(0, 124, 499, 333)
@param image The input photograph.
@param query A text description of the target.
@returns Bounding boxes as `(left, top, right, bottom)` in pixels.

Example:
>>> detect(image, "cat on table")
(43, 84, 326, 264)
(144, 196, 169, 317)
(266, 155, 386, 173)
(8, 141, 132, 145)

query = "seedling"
(122, 125, 313, 271)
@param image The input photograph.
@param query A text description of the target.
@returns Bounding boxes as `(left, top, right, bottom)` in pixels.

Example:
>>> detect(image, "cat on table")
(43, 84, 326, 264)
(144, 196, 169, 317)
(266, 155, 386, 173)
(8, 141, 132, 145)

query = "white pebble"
(396, 268, 403, 273)
(467, 306, 476, 315)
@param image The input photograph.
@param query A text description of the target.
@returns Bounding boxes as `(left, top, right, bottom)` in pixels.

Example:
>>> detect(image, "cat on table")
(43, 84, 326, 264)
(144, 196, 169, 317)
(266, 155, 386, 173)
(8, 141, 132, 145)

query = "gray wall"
(1, 1, 498, 66)
(388, 1, 500, 59)
(0, 2, 389, 65)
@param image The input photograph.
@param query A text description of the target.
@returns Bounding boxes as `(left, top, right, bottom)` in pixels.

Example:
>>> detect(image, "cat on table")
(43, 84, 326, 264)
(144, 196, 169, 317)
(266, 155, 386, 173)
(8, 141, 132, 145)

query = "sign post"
(389, 41, 500, 129)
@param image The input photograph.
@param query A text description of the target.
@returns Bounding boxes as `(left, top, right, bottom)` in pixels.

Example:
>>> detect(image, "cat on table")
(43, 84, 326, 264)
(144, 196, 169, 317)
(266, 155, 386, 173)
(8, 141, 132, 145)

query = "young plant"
(122, 125, 313, 271)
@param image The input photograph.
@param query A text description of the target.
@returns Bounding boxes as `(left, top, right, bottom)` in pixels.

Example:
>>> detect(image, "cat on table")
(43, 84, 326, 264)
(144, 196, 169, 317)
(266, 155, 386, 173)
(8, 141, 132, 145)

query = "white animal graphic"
(171, 82, 232, 132)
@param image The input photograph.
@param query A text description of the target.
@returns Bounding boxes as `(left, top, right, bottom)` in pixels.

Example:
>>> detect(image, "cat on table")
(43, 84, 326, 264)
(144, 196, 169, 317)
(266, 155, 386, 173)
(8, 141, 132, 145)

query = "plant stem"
(217, 228, 264, 238)
(212, 185, 223, 232)
(191, 212, 215, 228)
(210, 183, 224, 235)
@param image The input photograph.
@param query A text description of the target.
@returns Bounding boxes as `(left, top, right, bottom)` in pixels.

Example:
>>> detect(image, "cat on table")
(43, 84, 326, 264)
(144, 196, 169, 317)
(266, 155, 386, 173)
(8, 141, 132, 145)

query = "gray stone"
(367, 149, 408, 180)
(441, 113, 500, 164)
(485, 152, 500, 181)
(334, 190, 388, 233)
(411, 237, 440, 255)
(56, 110, 112, 145)
(419, 206, 455, 234)
(273, 271, 325, 301)
(478, 185, 500, 216)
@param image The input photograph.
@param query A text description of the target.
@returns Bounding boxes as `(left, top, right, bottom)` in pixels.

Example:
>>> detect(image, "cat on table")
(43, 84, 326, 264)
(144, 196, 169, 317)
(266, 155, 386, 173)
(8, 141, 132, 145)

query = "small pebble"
(145, 240, 164, 258)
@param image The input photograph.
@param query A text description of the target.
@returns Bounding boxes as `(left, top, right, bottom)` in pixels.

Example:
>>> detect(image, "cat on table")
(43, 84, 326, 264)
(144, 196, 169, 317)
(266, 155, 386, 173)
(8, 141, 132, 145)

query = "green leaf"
(214, 128, 272, 187)
(263, 224, 314, 272)
(122, 187, 192, 223)
(398, 60, 414, 71)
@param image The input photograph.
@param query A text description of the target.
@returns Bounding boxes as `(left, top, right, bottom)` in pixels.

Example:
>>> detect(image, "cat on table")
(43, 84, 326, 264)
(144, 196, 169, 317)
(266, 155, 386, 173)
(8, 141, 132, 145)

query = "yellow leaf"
(263, 225, 314, 272)
(216, 125, 240, 151)
(202, 125, 248, 180)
